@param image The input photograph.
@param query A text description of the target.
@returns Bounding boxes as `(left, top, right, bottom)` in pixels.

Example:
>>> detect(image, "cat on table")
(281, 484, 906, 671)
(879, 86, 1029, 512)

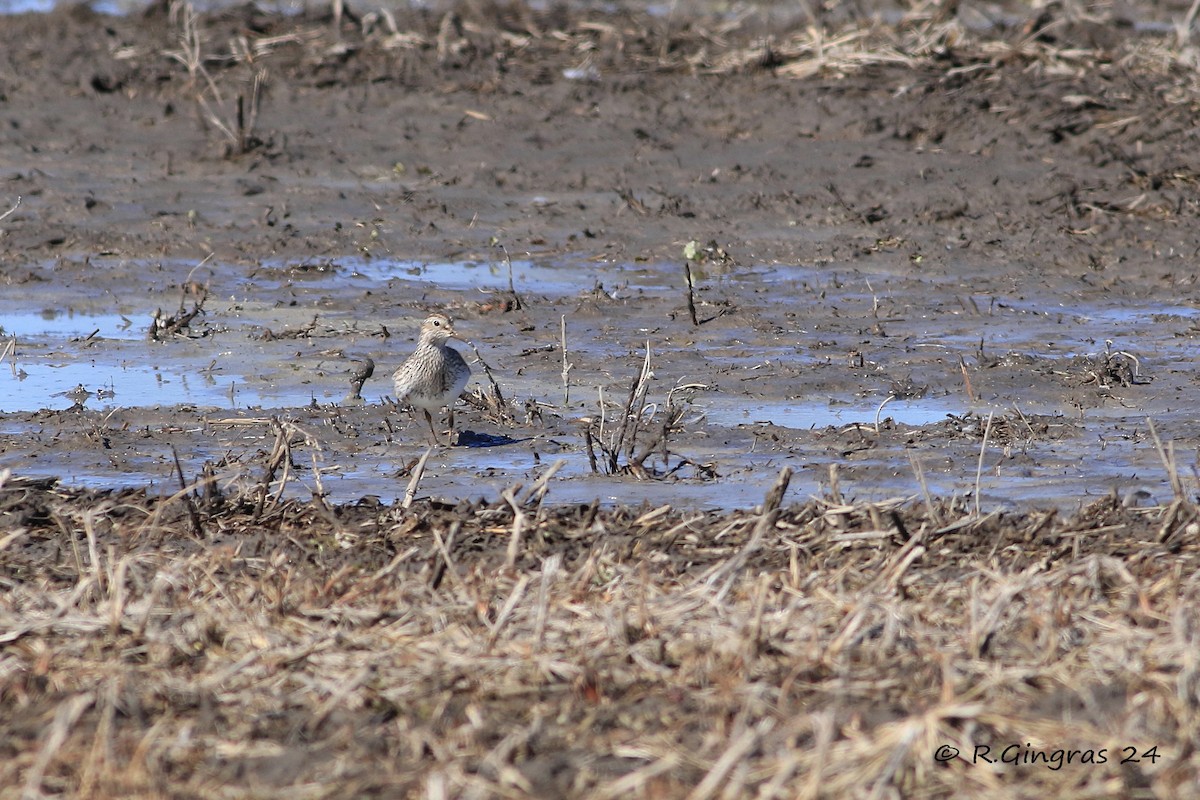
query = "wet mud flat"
(3, 0, 1200, 797)
(2, 253, 1198, 512)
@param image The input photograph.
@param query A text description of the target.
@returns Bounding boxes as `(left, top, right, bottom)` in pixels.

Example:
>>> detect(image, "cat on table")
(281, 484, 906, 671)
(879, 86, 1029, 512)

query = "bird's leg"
(423, 409, 441, 445)
(447, 407, 457, 445)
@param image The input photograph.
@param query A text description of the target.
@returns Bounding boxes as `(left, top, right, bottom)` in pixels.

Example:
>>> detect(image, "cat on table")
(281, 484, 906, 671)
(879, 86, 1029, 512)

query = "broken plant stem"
(624, 341, 654, 462)
(908, 454, 942, 528)
(959, 355, 976, 403)
(684, 262, 699, 326)
(466, 340, 510, 421)
(874, 394, 895, 434)
(501, 487, 527, 570)
(0, 337, 15, 372)
(0, 195, 21, 224)
(171, 446, 203, 536)
(521, 459, 565, 509)
(974, 410, 995, 517)
(1147, 417, 1185, 501)
(403, 447, 433, 509)
(498, 243, 523, 310)
(560, 314, 572, 406)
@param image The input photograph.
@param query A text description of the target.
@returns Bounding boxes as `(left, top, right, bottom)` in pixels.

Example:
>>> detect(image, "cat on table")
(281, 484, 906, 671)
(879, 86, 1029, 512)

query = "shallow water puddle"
(0, 0, 123, 12)
(701, 397, 968, 430)
(268, 256, 681, 297)
(0, 311, 146, 342)
(0, 359, 340, 413)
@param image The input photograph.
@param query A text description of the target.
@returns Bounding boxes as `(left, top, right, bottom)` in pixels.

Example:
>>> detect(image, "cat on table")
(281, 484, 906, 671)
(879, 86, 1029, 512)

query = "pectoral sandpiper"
(393, 312, 471, 445)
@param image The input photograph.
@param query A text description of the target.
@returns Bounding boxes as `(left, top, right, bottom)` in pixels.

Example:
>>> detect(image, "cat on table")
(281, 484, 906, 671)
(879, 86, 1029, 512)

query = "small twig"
(499, 243, 524, 310)
(597, 384, 606, 443)
(827, 463, 843, 505)
(623, 341, 654, 462)
(560, 315, 573, 406)
(959, 355, 976, 403)
(908, 454, 942, 528)
(533, 553, 562, 649)
(403, 447, 434, 509)
(684, 262, 699, 326)
(239, 70, 266, 154)
(1011, 402, 1036, 440)
(520, 459, 565, 508)
(252, 421, 289, 520)
(0, 337, 15, 370)
(501, 487, 527, 569)
(874, 394, 896, 433)
(583, 427, 599, 474)
(0, 195, 21, 224)
(973, 410, 995, 517)
(486, 575, 531, 648)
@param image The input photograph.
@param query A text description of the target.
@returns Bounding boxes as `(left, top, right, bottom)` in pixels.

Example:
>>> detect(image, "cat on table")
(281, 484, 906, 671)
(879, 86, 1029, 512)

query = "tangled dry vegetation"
(2, 463, 1199, 798)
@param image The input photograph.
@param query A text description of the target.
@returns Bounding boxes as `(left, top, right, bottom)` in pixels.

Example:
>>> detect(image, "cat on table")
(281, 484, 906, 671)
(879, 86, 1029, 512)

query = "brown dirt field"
(2, 0, 1200, 797)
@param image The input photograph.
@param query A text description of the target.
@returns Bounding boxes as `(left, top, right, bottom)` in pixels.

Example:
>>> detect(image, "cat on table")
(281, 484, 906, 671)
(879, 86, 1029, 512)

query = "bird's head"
(420, 312, 462, 344)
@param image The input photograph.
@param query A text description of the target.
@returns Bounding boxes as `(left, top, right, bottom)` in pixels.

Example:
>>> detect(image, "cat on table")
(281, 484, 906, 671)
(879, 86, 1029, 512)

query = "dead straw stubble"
(1, 472, 1198, 798)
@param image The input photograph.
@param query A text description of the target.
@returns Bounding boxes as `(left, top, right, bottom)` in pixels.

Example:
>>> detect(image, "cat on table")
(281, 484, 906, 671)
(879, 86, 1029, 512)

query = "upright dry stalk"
(403, 447, 434, 509)
(502, 487, 527, 569)
(252, 421, 290, 520)
(973, 410, 995, 517)
(908, 454, 942, 528)
(874, 394, 895, 433)
(707, 466, 792, 603)
(684, 262, 699, 326)
(171, 446, 203, 536)
(520, 459, 565, 510)
(467, 340, 511, 421)
(617, 341, 654, 464)
(0, 337, 16, 372)
(1176, 0, 1200, 49)
(498, 243, 523, 310)
(533, 553, 562, 648)
(0, 195, 20, 223)
(597, 384, 606, 443)
(560, 315, 572, 406)
(1147, 417, 1186, 500)
(959, 355, 976, 403)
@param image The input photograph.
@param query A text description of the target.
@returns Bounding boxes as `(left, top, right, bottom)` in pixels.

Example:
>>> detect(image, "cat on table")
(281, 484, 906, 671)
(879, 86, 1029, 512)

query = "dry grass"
(2, 465, 1199, 798)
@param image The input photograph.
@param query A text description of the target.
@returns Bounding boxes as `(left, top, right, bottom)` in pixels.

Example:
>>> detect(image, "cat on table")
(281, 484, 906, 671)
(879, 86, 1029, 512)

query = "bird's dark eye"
(433, 319, 441, 326)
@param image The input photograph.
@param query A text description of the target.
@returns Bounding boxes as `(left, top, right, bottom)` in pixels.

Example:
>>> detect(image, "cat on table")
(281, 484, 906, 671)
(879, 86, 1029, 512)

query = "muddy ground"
(2, 0, 1200, 797)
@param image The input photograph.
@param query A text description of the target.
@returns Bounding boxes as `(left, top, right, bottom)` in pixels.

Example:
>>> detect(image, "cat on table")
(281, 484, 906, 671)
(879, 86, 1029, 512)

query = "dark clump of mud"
(3, 0, 1200, 796)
